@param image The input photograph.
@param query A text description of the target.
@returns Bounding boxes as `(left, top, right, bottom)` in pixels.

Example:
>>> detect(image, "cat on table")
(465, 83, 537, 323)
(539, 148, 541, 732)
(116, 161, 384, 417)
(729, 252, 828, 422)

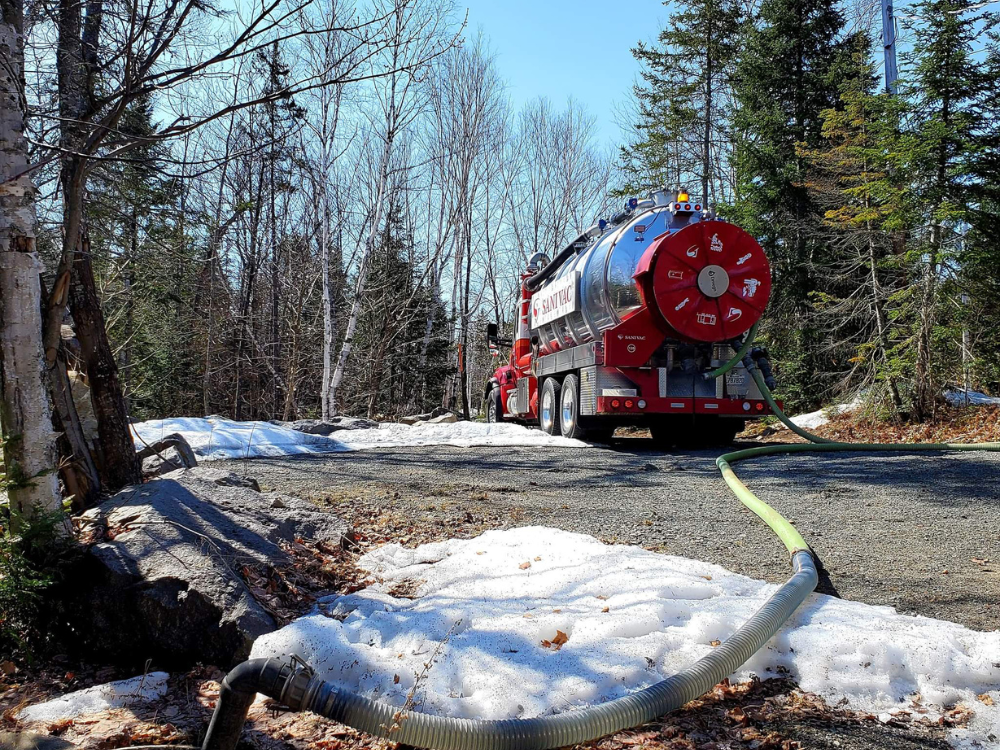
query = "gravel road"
(220, 437, 1000, 631)
(215, 438, 1000, 749)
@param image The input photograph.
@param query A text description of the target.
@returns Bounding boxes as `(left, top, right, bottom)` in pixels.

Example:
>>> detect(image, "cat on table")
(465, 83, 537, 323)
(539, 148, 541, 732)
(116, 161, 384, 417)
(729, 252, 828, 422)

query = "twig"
(387, 618, 463, 734)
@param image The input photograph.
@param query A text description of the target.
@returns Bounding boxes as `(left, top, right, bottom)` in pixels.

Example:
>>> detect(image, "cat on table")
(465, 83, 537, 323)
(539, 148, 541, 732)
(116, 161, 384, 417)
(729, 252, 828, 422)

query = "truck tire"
(487, 387, 503, 423)
(539, 377, 561, 435)
(559, 374, 585, 439)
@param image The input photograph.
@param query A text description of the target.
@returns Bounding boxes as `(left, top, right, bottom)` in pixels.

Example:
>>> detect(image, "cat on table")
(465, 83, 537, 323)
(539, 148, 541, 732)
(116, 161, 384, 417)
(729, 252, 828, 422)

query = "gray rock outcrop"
(71, 467, 347, 669)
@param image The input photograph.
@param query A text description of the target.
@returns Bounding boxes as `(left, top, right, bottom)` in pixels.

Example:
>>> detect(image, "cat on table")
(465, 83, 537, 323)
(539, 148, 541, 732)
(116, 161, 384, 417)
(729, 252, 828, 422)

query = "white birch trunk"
(329, 134, 392, 415)
(319, 138, 334, 421)
(0, 22, 63, 521)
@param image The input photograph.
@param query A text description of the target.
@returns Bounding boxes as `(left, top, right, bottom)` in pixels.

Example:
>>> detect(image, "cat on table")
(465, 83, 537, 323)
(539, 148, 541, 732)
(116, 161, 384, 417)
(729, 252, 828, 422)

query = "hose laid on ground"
(201, 340, 820, 749)
(203, 552, 817, 750)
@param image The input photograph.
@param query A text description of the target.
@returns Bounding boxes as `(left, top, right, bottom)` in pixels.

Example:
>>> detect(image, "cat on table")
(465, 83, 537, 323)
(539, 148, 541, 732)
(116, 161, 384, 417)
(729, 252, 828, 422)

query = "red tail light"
(624, 399, 634, 409)
(611, 399, 621, 409)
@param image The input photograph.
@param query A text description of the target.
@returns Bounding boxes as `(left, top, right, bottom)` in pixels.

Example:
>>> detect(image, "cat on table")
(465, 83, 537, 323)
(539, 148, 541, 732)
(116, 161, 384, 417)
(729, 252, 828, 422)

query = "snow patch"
(18, 672, 170, 723)
(133, 417, 349, 460)
(786, 396, 863, 430)
(946, 389, 1000, 407)
(132, 417, 588, 461)
(336, 421, 588, 450)
(251, 527, 1000, 746)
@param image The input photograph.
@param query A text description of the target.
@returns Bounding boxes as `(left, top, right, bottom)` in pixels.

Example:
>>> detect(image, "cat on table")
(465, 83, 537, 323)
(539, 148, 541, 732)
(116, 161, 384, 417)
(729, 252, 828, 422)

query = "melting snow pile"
(133, 417, 349, 460)
(132, 417, 588, 461)
(335, 421, 588, 450)
(252, 527, 1000, 746)
(786, 396, 863, 431)
(946, 389, 1000, 407)
(18, 672, 170, 723)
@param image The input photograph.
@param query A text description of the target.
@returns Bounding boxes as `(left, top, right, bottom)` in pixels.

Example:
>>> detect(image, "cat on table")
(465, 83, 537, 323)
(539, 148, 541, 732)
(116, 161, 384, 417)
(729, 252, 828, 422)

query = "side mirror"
(487, 322, 499, 350)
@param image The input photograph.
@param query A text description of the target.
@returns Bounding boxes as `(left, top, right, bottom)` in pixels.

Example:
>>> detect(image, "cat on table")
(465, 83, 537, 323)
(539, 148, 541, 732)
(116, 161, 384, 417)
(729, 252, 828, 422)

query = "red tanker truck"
(484, 188, 778, 447)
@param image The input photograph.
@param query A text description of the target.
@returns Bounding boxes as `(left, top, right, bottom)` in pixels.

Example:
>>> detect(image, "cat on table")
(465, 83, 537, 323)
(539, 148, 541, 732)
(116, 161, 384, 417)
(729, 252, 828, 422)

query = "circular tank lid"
(650, 221, 771, 342)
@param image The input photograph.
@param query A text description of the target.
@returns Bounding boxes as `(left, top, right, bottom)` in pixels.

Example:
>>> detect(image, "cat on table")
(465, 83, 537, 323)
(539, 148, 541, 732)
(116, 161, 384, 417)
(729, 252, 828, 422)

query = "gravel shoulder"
(218, 437, 1000, 632)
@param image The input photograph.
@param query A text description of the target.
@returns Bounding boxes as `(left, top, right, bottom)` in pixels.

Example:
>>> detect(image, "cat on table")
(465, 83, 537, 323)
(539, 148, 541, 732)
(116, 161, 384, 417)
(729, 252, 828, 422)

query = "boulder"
(427, 412, 458, 424)
(70, 468, 348, 669)
(0, 733, 75, 750)
(400, 412, 432, 425)
(137, 433, 197, 476)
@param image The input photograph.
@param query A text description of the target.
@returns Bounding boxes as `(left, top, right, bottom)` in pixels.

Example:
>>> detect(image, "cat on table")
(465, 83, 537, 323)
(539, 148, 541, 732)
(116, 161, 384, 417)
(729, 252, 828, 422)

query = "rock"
(400, 412, 432, 425)
(69, 468, 348, 669)
(430, 406, 451, 418)
(141, 446, 192, 476)
(286, 418, 378, 435)
(163, 466, 261, 492)
(137, 433, 197, 476)
(427, 413, 458, 424)
(0, 733, 75, 750)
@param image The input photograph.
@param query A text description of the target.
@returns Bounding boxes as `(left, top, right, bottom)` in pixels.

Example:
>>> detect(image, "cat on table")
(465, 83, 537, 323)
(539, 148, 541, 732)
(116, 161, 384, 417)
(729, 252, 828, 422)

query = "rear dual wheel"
(539, 378, 562, 435)
(559, 374, 614, 442)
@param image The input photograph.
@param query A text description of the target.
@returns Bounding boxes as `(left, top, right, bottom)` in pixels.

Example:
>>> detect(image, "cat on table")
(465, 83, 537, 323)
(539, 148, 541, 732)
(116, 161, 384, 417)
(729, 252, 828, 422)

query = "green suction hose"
(713, 337, 1000, 560)
(703, 322, 760, 382)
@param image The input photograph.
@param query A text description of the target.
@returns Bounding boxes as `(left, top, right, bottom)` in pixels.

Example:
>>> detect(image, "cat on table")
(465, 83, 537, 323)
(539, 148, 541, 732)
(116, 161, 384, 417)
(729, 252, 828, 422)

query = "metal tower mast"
(881, 0, 900, 93)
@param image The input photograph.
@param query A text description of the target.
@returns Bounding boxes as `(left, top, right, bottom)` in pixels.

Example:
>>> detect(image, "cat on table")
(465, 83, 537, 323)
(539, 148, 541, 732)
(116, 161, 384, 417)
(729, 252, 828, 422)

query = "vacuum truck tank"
(484, 188, 779, 447)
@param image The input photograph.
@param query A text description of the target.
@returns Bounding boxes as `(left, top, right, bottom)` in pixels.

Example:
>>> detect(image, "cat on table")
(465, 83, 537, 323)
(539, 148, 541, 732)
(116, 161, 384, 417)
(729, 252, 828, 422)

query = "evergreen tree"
(87, 96, 189, 419)
(899, 0, 997, 418)
(731, 0, 844, 408)
(800, 33, 911, 412)
(621, 0, 743, 203)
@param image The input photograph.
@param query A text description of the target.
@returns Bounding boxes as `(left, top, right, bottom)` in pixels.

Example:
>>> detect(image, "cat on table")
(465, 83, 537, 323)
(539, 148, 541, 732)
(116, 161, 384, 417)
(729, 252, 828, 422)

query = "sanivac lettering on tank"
(531, 271, 579, 328)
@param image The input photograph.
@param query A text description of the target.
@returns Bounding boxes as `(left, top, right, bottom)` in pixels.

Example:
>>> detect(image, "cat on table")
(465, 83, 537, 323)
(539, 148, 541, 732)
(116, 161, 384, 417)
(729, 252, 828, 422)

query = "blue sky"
(458, 0, 668, 148)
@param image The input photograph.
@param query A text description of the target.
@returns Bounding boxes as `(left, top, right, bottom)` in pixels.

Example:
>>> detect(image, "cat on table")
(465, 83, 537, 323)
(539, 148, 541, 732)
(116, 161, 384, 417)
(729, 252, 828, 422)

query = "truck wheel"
(539, 378, 562, 435)
(487, 387, 504, 423)
(559, 374, 586, 440)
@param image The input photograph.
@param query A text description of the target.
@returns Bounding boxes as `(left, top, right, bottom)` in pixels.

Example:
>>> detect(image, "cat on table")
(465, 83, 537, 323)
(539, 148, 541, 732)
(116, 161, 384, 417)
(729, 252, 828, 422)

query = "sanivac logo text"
(531, 272, 579, 328)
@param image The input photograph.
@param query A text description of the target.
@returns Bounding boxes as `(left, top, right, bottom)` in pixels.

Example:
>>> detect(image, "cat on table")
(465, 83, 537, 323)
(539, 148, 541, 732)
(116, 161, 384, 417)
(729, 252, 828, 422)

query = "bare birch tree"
(0, 4, 62, 520)
(328, 0, 455, 414)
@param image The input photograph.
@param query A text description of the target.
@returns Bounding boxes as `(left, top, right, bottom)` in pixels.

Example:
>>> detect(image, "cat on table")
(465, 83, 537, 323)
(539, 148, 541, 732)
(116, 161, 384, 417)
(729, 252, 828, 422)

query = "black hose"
(201, 658, 298, 750)
(523, 232, 589, 292)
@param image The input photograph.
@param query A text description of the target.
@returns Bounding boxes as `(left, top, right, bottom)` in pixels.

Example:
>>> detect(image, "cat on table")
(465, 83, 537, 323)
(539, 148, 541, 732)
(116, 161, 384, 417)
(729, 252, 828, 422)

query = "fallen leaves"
(978, 693, 995, 706)
(519, 561, 531, 570)
(540, 630, 569, 651)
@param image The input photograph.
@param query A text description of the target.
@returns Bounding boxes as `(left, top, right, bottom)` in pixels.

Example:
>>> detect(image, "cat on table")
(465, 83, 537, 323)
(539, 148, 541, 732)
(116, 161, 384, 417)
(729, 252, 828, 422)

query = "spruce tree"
(731, 0, 844, 408)
(621, 0, 742, 203)
(900, 0, 997, 418)
(800, 33, 911, 411)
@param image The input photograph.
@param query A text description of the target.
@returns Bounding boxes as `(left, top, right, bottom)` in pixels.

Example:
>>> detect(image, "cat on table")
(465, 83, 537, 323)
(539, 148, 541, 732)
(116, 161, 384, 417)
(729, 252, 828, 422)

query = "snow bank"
(252, 527, 1000, 746)
(787, 396, 863, 431)
(336, 421, 588, 450)
(18, 672, 170, 723)
(133, 417, 349, 460)
(132, 417, 587, 461)
(946, 389, 1000, 407)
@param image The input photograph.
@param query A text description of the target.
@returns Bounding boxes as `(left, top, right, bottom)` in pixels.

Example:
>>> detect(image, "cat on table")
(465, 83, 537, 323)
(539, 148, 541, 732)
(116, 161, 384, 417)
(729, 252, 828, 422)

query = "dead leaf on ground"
(710, 640, 722, 647)
(519, 561, 531, 570)
(541, 630, 569, 651)
(978, 693, 994, 706)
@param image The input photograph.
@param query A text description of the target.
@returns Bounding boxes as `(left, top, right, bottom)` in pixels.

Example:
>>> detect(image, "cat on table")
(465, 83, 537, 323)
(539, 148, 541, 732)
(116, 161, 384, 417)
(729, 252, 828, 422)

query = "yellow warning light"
(677, 191, 689, 202)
